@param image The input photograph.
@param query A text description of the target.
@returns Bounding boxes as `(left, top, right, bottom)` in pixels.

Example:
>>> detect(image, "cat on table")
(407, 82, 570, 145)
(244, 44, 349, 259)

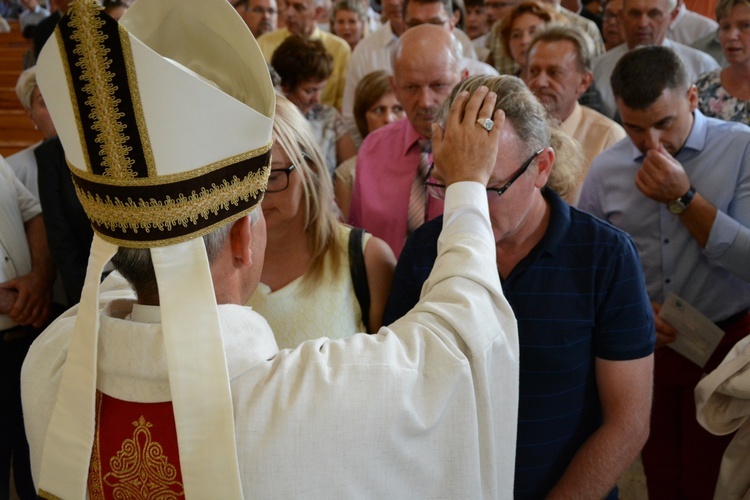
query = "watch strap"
(678, 185, 696, 206)
(668, 185, 696, 214)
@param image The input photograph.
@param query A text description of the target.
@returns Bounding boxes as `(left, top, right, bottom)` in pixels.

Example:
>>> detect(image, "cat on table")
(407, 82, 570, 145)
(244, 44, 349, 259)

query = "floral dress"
(696, 70, 750, 125)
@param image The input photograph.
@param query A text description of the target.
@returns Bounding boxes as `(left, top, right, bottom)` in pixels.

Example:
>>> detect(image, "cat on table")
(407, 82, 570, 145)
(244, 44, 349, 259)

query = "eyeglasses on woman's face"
(422, 148, 544, 200)
(266, 164, 296, 193)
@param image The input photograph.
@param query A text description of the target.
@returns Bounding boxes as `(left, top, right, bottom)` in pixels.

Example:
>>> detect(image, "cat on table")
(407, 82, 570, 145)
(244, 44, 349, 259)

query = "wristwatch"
(667, 186, 696, 215)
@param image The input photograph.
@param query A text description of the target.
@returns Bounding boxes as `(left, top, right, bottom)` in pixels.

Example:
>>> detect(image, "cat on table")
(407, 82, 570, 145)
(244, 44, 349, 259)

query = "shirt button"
(665, 279, 671, 284)
(664, 239, 670, 244)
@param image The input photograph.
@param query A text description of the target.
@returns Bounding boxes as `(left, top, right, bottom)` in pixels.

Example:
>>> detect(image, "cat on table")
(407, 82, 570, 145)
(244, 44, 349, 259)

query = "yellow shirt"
(560, 102, 626, 205)
(258, 27, 351, 110)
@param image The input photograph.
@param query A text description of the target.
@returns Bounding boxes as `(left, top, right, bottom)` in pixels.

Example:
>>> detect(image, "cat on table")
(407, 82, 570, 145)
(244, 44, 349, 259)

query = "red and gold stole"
(88, 392, 184, 499)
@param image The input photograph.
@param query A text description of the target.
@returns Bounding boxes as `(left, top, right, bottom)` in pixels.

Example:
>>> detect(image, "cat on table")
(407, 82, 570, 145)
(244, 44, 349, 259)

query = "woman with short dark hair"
(271, 35, 357, 176)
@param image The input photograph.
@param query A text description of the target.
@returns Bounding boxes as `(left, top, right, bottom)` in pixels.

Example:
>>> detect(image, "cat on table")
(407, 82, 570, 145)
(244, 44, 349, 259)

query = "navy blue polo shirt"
(384, 188, 655, 499)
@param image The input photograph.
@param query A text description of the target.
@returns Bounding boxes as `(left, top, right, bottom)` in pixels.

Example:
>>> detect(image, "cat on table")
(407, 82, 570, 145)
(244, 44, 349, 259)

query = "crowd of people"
(1, 0, 749, 497)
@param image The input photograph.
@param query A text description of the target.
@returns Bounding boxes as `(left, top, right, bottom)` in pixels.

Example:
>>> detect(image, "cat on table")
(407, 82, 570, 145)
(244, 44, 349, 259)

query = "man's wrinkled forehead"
(623, 0, 674, 11)
(393, 54, 461, 84)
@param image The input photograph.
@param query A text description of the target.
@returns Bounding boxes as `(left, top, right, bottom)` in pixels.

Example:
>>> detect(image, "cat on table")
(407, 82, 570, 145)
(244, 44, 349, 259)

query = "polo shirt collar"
(534, 188, 570, 258)
(508, 188, 569, 277)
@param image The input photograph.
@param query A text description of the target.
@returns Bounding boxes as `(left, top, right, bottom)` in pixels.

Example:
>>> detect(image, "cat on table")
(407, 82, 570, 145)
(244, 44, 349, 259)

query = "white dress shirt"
(0, 156, 41, 329)
(668, 3, 719, 46)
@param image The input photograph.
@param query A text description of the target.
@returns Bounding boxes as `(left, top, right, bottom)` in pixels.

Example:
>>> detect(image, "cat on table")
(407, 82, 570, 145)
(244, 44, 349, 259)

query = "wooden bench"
(0, 140, 35, 158)
(0, 87, 22, 110)
(0, 45, 27, 56)
(0, 22, 41, 157)
(0, 70, 21, 88)
(0, 56, 23, 73)
(0, 109, 42, 156)
(0, 21, 28, 70)
(0, 24, 26, 49)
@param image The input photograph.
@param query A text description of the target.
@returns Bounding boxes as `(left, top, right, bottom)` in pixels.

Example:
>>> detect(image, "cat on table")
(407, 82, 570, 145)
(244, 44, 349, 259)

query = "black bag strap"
(348, 227, 371, 332)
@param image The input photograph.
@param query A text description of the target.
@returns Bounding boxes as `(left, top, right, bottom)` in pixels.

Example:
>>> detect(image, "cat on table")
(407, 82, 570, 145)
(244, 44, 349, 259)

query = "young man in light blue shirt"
(580, 44, 750, 500)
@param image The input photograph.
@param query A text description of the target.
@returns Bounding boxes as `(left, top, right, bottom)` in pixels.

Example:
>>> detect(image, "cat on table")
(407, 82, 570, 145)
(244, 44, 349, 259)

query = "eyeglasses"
(266, 164, 296, 193)
(422, 149, 544, 199)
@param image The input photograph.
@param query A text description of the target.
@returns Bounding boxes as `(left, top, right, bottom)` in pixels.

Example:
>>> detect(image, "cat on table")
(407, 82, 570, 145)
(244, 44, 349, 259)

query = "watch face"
(668, 200, 686, 214)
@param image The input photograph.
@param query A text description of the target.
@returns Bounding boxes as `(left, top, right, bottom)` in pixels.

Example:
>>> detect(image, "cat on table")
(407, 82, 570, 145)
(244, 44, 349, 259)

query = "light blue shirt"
(580, 110, 750, 322)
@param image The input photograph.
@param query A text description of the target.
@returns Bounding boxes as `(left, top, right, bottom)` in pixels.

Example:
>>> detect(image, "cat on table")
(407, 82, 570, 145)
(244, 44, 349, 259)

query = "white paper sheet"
(660, 292, 725, 367)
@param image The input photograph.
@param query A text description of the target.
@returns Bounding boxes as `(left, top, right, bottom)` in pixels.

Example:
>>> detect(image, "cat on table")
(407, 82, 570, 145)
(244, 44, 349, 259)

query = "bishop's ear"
(229, 215, 253, 266)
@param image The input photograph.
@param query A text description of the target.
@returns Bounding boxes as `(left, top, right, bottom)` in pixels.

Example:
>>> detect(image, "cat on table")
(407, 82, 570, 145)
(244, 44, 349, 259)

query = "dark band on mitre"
(57, 1, 153, 179)
(69, 148, 270, 246)
(54, 0, 270, 248)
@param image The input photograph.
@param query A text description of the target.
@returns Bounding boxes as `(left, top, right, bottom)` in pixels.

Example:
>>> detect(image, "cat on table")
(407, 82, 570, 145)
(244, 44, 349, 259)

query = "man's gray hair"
(15, 66, 37, 110)
(112, 207, 262, 300)
(624, 0, 677, 9)
(529, 24, 595, 73)
(437, 75, 552, 156)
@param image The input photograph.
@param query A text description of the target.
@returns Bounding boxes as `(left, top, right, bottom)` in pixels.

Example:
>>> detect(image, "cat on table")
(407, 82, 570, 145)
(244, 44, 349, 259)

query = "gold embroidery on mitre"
(55, 24, 92, 174)
(75, 163, 269, 231)
(103, 416, 184, 499)
(119, 23, 157, 177)
(68, 0, 137, 179)
(71, 142, 272, 186)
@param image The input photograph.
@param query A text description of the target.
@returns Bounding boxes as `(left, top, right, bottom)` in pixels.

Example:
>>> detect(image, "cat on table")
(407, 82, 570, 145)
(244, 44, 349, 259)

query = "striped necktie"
(407, 139, 431, 233)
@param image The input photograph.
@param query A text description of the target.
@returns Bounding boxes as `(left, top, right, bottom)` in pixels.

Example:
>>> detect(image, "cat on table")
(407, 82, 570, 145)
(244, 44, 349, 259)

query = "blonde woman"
(248, 96, 396, 348)
(544, 129, 585, 205)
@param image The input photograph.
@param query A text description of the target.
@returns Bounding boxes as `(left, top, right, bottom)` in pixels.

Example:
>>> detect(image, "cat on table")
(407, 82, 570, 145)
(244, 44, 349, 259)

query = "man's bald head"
(391, 25, 463, 138)
(392, 24, 462, 71)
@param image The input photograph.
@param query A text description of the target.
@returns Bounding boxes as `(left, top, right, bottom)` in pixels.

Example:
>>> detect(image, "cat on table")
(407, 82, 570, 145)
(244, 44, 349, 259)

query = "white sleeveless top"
(248, 224, 371, 349)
